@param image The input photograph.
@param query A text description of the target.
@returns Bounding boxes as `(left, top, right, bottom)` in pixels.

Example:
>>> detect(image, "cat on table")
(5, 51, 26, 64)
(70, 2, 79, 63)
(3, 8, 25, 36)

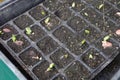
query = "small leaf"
(81, 39, 86, 46)
(25, 27, 32, 35)
(45, 17, 50, 24)
(46, 63, 55, 71)
(64, 54, 68, 58)
(98, 4, 104, 9)
(84, 12, 88, 16)
(41, 11, 46, 15)
(72, 2, 75, 8)
(103, 35, 110, 41)
(89, 54, 93, 59)
(85, 29, 90, 34)
(49, 63, 55, 68)
(11, 34, 16, 42)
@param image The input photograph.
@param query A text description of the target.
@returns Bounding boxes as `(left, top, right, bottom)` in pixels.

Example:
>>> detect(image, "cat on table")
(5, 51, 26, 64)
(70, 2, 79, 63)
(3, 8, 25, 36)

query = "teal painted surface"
(0, 59, 19, 80)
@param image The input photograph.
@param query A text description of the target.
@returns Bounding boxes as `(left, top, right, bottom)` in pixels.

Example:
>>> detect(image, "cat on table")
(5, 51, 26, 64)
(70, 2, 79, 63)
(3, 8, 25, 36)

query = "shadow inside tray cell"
(93, 50, 120, 80)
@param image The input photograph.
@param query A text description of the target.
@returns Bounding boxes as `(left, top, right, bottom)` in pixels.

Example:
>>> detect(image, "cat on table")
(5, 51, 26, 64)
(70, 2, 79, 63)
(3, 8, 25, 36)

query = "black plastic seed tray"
(0, 0, 44, 26)
(0, 0, 120, 80)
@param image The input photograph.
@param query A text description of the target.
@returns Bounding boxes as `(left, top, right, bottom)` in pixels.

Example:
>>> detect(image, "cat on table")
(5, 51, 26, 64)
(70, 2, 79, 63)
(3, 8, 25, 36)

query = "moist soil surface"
(0, 0, 120, 80)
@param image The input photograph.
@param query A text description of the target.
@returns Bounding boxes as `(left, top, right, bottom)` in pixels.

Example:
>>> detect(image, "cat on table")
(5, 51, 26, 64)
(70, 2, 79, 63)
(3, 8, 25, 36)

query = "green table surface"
(0, 59, 19, 80)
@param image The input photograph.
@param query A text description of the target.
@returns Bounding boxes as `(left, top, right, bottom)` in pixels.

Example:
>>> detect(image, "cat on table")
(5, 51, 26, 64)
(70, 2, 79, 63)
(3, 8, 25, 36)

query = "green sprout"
(103, 35, 111, 41)
(98, 4, 104, 9)
(85, 29, 90, 34)
(72, 2, 75, 8)
(0, 30, 3, 35)
(84, 12, 88, 16)
(89, 54, 93, 59)
(64, 54, 68, 58)
(11, 34, 16, 42)
(25, 27, 32, 35)
(41, 10, 46, 15)
(80, 39, 86, 46)
(45, 17, 50, 24)
(46, 63, 55, 72)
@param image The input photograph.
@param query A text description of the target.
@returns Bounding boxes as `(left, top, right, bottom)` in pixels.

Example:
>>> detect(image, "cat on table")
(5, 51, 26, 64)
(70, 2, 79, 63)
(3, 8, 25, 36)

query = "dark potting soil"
(95, 37, 119, 57)
(65, 61, 90, 80)
(25, 25, 46, 42)
(80, 7, 103, 26)
(92, 0, 112, 13)
(105, 8, 120, 24)
(80, 26, 101, 43)
(53, 75, 66, 80)
(7, 35, 30, 53)
(19, 47, 43, 66)
(67, 16, 88, 33)
(0, 0, 120, 80)
(13, 15, 34, 30)
(81, 48, 105, 69)
(37, 36, 59, 55)
(40, 14, 60, 31)
(29, 5, 48, 21)
(55, 7, 72, 21)
(43, 0, 60, 12)
(50, 48, 74, 69)
(33, 60, 58, 80)
(0, 24, 18, 40)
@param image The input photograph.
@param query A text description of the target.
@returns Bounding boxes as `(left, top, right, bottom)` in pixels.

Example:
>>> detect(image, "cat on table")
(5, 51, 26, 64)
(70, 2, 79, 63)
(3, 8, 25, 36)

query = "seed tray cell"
(0, 0, 120, 80)
(0, 0, 44, 26)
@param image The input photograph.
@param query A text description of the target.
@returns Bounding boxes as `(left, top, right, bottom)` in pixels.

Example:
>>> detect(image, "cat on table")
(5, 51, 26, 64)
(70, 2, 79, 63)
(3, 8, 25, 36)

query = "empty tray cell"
(53, 74, 66, 80)
(33, 60, 58, 80)
(53, 26, 75, 44)
(54, 7, 72, 21)
(95, 19, 118, 34)
(14, 15, 34, 30)
(84, 0, 97, 4)
(50, 48, 74, 69)
(67, 16, 88, 33)
(81, 48, 105, 69)
(0, 24, 18, 40)
(29, 5, 48, 20)
(40, 14, 60, 31)
(107, 0, 120, 5)
(65, 61, 90, 80)
(43, 0, 60, 12)
(19, 47, 43, 66)
(80, 26, 101, 43)
(37, 36, 59, 55)
(24, 25, 46, 42)
(116, 1, 120, 9)
(7, 35, 30, 53)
